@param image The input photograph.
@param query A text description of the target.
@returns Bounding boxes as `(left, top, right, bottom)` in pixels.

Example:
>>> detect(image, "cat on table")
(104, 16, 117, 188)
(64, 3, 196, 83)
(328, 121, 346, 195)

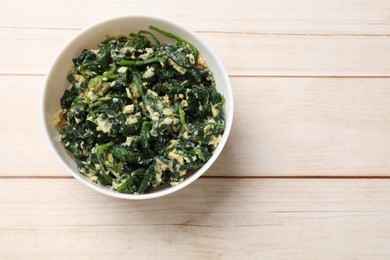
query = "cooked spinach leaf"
(54, 26, 225, 194)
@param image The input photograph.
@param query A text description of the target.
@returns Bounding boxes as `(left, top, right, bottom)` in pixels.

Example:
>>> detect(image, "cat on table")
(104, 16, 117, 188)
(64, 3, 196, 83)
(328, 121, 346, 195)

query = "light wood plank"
(221, 77, 390, 176)
(2, 28, 390, 76)
(1, 178, 390, 258)
(2, 75, 390, 177)
(0, 76, 66, 176)
(2, 0, 390, 35)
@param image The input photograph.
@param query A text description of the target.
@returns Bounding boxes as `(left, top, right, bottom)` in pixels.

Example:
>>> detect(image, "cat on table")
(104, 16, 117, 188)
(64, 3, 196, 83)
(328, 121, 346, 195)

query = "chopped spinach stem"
(118, 56, 168, 66)
(149, 26, 199, 58)
(55, 26, 225, 194)
(178, 104, 190, 133)
(139, 30, 161, 47)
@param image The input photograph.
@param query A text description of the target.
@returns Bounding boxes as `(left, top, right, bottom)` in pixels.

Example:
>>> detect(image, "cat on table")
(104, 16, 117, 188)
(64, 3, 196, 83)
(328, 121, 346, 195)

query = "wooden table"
(2, 0, 390, 258)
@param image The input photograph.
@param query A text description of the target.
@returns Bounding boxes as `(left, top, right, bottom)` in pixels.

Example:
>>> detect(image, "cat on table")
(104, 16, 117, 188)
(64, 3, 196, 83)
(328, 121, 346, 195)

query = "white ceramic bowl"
(41, 15, 233, 199)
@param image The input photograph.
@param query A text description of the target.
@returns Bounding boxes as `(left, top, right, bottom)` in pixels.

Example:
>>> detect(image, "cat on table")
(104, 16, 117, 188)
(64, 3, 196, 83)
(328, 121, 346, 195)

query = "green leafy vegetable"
(149, 26, 199, 58)
(118, 56, 168, 66)
(54, 26, 225, 194)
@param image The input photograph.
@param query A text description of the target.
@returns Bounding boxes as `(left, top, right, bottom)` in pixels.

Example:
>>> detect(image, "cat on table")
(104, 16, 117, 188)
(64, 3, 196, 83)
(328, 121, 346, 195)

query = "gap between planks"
(2, 176, 390, 179)
(2, 26, 390, 37)
(3, 73, 390, 79)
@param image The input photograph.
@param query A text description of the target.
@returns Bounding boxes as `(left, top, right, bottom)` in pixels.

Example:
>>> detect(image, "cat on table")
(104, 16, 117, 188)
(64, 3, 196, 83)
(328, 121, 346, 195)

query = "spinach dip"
(54, 26, 225, 194)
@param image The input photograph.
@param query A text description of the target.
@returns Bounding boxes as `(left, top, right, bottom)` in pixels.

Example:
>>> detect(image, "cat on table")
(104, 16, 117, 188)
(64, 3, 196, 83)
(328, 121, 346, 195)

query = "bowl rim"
(41, 14, 234, 199)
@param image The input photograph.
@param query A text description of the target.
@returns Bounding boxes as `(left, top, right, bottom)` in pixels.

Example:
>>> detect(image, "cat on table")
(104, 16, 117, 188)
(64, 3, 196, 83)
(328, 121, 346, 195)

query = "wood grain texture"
(2, 28, 390, 76)
(2, 75, 390, 177)
(2, 0, 390, 35)
(2, 0, 390, 258)
(1, 178, 390, 259)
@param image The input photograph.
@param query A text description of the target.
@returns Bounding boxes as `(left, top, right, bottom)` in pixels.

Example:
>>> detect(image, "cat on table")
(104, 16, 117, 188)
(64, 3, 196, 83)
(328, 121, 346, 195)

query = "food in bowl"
(53, 26, 225, 194)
